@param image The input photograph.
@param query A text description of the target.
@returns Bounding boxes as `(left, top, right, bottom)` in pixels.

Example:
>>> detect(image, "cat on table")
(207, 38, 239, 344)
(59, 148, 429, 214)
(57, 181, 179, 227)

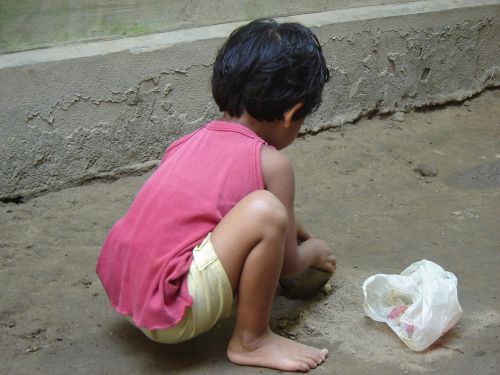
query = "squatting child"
(96, 18, 336, 372)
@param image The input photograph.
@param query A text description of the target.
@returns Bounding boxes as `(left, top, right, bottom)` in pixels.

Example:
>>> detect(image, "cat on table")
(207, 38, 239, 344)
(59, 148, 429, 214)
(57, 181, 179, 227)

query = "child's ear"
(283, 102, 304, 128)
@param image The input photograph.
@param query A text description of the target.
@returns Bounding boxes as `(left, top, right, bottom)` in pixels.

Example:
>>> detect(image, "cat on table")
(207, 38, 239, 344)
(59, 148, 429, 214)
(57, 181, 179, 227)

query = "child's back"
(97, 121, 266, 329)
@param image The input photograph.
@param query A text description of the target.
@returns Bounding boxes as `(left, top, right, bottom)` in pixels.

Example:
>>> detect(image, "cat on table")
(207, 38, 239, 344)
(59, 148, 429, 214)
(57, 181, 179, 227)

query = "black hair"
(211, 18, 330, 122)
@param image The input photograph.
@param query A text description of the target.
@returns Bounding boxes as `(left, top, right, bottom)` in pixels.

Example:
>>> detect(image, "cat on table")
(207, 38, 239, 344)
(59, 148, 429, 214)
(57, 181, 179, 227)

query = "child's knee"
(246, 190, 288, 231)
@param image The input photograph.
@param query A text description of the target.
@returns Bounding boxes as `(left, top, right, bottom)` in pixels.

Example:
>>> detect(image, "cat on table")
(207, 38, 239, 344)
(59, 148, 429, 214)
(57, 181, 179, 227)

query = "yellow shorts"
(135, 233, 233, 344)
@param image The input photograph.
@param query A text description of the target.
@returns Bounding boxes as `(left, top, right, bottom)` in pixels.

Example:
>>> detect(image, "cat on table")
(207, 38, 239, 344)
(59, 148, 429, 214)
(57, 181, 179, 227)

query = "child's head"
(212, 18, 330, 123)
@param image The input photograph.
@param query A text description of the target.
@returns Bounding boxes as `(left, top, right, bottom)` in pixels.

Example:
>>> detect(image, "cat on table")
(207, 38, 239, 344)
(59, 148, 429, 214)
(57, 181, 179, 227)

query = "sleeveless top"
(96, 120, 266, 329)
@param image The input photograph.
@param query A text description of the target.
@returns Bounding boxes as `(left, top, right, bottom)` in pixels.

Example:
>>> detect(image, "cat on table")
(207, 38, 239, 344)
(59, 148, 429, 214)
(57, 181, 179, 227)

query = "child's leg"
(211, 190, 328, 372)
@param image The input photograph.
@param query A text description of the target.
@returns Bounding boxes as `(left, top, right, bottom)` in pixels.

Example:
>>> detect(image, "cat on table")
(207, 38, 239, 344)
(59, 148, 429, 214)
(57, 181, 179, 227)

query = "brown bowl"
(279, 267, 334, 299)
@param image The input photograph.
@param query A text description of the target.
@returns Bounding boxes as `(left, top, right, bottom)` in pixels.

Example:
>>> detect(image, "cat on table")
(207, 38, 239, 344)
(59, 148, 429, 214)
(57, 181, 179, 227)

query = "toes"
(305, 357, 317, 369)
(307, 349, 327, 365)
(294, 361, 310, 372)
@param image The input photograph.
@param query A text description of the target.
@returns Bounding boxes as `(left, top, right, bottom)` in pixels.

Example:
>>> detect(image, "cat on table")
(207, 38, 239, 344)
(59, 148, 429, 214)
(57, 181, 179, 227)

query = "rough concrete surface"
(1, 89, 498, 375)
(1, 1, 499, 201)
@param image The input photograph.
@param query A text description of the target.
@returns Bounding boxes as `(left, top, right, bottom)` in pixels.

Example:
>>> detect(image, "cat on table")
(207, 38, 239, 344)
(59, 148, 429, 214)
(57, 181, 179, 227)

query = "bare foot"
(227, 331, 328, 372)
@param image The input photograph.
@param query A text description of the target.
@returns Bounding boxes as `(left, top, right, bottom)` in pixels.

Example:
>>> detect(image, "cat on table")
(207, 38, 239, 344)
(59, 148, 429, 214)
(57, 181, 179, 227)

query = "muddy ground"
(1, 90, 499, 375)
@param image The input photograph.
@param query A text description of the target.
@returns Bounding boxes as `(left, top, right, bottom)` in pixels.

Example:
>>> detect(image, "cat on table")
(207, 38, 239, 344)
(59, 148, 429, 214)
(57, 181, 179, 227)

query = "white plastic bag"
(362, 259, 463, 351)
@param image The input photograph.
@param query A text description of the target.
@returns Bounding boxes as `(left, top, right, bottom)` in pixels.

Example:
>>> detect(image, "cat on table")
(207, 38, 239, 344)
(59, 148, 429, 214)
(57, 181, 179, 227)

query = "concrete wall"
(0, 0, 499, 201)
(1, 0, 420, 53)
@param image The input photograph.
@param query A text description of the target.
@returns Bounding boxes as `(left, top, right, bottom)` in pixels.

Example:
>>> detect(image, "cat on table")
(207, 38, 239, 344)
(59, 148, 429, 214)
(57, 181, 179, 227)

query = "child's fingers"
(314, 260, 336, 273)
(324, 262, 336, 273)
(327, 253, 337, 266)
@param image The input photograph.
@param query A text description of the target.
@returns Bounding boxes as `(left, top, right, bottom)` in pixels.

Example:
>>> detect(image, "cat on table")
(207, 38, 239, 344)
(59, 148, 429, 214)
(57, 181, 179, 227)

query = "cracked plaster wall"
(0, 4, 499, 201)
(309, 8, 500, 130)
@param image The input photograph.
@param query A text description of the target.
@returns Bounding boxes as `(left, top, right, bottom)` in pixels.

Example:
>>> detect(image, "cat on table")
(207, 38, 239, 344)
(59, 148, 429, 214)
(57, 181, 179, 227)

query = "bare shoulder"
(261, 145, 294, 200)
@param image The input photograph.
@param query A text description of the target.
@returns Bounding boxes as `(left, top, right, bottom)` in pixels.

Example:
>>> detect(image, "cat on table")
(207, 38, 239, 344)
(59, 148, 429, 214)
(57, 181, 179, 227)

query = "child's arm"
(261, 146, 336, 277)
(296, 219, 311, 243)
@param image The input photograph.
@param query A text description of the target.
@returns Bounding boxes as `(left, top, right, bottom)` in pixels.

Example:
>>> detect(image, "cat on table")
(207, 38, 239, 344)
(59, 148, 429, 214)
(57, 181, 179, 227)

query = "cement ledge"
(1, 0, 499, 69)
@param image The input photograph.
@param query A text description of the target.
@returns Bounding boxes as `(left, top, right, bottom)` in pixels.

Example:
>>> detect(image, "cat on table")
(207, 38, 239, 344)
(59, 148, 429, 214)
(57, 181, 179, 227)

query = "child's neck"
(221, 112, 274, 143)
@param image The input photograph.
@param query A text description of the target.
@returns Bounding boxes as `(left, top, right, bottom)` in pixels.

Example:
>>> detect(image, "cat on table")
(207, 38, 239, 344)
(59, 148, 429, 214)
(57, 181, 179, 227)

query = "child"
(96, 18, 336, 372)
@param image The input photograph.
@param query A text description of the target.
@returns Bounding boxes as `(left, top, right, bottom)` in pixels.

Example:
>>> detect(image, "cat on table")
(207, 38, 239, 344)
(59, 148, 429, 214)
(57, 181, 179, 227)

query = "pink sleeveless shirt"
(96, 121, 266, 330)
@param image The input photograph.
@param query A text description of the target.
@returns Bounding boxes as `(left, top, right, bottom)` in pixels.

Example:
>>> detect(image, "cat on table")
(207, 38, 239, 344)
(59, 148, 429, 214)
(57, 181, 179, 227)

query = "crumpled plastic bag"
(362, 259, 463, 351)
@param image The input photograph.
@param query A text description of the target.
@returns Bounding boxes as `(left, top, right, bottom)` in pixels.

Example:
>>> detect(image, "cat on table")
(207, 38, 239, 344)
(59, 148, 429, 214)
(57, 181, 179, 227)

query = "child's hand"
(311, 238, 337, 273)
(303, 238, 336, 273)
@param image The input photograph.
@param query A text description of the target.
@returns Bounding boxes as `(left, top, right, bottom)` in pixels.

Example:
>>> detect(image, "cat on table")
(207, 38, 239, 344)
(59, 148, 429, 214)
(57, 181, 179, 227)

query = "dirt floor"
(1, 89, 499, 375)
